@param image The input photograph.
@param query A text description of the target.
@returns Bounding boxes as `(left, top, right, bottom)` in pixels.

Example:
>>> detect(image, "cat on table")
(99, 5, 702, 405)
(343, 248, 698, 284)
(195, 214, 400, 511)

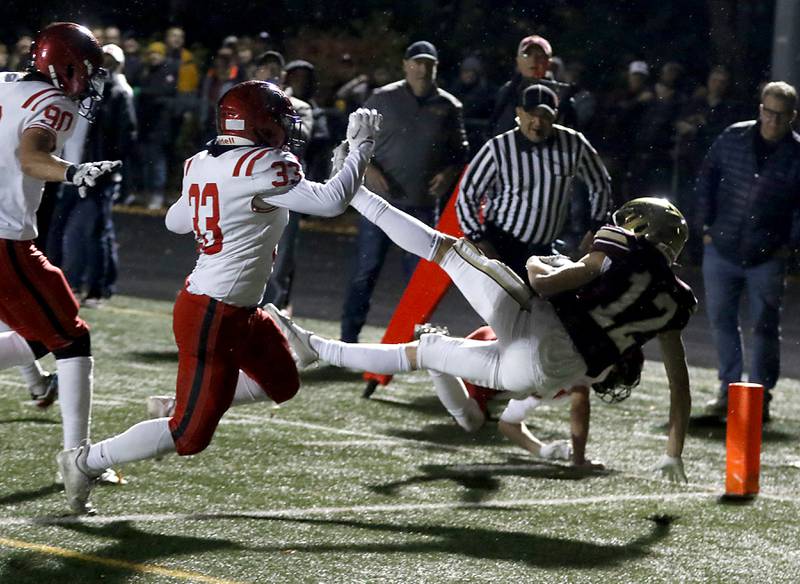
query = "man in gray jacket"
(340, 40, 469, 342)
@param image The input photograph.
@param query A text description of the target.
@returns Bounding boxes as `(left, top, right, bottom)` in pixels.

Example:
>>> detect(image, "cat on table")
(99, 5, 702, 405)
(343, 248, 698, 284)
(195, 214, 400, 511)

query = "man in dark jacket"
(695, 81, 800, 421)
(48, 44, 138, 305)
(137, 41, 177, 209)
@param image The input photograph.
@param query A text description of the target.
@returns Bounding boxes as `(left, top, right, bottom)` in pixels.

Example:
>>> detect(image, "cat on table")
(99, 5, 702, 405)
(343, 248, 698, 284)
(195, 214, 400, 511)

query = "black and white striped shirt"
(456, 125, 611, 245)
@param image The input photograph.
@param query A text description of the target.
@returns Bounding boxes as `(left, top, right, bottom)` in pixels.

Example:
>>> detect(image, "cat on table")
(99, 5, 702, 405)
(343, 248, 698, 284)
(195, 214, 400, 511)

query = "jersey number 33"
(188, 182, 223, 255)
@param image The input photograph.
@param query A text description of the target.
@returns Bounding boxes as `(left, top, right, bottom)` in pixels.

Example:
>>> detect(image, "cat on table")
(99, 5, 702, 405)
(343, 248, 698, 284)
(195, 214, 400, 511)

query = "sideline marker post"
(725, 382, 764, 497)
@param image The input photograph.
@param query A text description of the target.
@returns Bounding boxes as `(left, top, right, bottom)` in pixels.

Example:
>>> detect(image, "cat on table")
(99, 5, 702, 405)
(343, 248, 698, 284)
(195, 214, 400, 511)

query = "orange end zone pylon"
(725, 382, 764, 497)
(362, 181, 465, 396)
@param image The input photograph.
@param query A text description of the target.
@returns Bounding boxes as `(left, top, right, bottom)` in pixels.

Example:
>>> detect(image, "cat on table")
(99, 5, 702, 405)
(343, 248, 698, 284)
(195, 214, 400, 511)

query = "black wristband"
(65, 164, 77, 183)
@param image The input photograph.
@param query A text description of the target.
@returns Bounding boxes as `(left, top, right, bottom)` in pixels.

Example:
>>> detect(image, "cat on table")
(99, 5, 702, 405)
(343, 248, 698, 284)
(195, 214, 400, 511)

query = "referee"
(457, 84, 611, 277)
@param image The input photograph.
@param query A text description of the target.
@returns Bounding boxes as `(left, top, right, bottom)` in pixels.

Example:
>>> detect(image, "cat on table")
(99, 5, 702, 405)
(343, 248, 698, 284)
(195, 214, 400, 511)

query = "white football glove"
(66, 160, 122, 197)
(539, 440, 573, 461)
(653, 454, 687, 483)
(329, 140, 350, 179)
(346, 108, 382, 153)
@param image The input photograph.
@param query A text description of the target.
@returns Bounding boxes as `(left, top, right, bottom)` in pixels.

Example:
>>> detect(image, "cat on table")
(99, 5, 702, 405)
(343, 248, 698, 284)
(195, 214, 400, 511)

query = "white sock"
(428, 370, 470, 416)
(86, 418, 175, 471)
(0, 331, 36, 370)
(310, 335, 411, 373)
(231, 371, 274, 407)
(352, 189, 441, 261)
(18, 361, 46, 395)
(56, 356, 93, 450)
(429, 370, 485, 432)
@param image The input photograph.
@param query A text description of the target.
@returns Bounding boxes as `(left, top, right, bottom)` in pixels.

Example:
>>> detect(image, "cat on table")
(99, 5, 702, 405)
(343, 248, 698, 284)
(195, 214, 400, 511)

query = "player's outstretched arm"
(19, 128, 121, 194)
(528, 251, 605, 298)
(263, 109, 382, 217)
(654, 329, 691, 483)
(569, 386, 603, 468)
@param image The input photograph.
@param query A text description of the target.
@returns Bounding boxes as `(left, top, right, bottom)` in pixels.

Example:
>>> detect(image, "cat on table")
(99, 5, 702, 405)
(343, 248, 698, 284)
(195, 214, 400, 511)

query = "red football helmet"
(29, 22, 105, 102)
(217, 81, 304, 150)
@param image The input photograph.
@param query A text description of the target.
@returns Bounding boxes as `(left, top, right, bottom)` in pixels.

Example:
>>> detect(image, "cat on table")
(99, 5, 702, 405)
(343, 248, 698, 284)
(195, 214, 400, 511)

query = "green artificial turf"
(0, 295, 798, 583)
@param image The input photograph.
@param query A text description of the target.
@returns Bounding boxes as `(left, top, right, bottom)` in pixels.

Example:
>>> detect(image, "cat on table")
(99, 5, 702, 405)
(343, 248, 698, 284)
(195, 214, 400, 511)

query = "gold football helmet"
(612, 197, 689, 264)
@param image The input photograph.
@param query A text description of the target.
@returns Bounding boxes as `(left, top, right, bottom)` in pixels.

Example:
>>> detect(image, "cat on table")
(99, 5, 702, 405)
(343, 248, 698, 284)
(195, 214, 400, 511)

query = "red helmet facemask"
(216, 81, 304, 152)
(28, 22, 106, 118)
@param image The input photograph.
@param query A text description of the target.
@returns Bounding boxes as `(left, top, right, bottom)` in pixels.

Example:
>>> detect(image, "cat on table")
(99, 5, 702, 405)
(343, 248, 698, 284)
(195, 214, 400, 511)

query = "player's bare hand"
(653, 454, 688, 483)
(428, 171, 449, 197)
(66, 160, 122, 197)
(365, 165, 390, 193)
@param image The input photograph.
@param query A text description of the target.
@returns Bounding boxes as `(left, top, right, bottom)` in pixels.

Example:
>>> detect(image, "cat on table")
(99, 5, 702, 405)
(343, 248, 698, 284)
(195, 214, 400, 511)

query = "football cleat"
(146, 395, 176, 419)
(413, 322, 450, 341)
(55, 440, 101, 515)
(264, 303, 319, 368)
(30, 372, 58, 409)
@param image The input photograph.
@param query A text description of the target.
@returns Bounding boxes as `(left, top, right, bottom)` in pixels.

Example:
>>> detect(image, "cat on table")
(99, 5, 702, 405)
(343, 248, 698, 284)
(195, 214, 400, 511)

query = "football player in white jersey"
(269, 176, 695, 483)
(424, 324, 643, 468)
(56, 80, 382, 513)
(0, 22, 122, 513)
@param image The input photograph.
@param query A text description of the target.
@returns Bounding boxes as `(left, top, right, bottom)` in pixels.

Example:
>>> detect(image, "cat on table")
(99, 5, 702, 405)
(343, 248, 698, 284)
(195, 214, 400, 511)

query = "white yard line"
(0, 492, 716, 527)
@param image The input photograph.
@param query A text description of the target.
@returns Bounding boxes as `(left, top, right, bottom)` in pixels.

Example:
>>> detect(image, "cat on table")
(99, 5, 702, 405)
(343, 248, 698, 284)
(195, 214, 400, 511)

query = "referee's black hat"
(520, 84, 559, 115)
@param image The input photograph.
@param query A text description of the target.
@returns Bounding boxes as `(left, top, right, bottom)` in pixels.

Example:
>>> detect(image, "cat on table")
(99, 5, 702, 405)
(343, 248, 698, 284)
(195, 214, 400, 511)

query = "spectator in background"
(121, 34, 143, 86)
(8, 35, 32, 72)
(165, 27, 200, 98)
(251, 51, 313, 148)
(0, 44, 9, 72)
(489, 34, 552, 136)
(675, 66, 744, 261)
(137, 41, 178, 209)
(695, 81, 800, 423)
(457, 84, 611, 278)
(602, 60, 655, 203)
(340, 40, 469, 343)
(237, 41, 256, 81)
(90, 27, 106, 46)
(198, 46, 243, 143)
(448, 55, 496, 157)
(104, 26, 121, 46)
(627, 61, 687, 199)
(48, 44, 137, 306)
(254, 55, 318, 313)
(165, 26, 201, 168)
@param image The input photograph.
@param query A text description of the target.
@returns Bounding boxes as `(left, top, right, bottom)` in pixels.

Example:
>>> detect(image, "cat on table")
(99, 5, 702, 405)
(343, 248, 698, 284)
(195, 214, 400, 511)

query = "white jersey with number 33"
(0, 79, 78, 240)
(169, 142, 366, 307)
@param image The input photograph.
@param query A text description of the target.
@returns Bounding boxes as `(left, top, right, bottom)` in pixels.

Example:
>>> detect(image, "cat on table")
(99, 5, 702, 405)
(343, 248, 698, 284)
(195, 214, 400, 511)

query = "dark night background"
(4, 1, 777, 95)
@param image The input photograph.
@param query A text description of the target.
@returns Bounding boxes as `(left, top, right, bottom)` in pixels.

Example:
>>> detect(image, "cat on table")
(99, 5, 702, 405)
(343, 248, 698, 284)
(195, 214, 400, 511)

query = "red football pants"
(0, 239, 88, 351)
(169, 288, 300, 455)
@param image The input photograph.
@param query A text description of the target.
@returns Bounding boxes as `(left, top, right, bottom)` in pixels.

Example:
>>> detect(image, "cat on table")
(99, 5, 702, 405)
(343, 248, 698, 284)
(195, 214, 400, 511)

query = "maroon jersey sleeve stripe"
(22, 87, 60, 109)
(183, 156, 194, 177)
(244, 148, 273, 176)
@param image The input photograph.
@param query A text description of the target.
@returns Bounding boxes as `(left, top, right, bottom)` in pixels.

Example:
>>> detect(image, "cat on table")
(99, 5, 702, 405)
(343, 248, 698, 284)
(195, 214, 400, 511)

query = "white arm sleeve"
(261, 142, 372, 217)
(165, 194, 193, 234)
(499, 396, 542, 424)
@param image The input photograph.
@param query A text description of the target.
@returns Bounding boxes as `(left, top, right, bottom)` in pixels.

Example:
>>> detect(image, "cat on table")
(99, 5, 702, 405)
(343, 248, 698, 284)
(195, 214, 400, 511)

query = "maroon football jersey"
(550, 225, 697, 376)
